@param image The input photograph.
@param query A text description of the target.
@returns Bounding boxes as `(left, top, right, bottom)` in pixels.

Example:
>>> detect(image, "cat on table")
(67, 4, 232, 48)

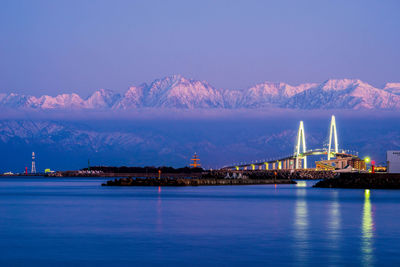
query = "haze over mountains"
(1, 75, 400, 110)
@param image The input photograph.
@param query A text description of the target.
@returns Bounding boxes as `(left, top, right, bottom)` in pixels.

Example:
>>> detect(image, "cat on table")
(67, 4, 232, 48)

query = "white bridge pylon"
(295, 121, 307, 169)
(327, 115, 339, 160)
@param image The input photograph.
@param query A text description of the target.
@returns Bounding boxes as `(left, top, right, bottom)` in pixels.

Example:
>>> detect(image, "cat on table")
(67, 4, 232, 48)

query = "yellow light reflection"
(362, 189, 374, 266)
(296, 181, 307, 187)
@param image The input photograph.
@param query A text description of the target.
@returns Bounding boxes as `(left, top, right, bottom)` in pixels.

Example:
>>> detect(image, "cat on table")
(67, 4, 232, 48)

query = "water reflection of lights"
(156, 186, 162, 231)
(327, 192, 341, 265)
(362, 189, 374, 266)
(294, 189, 309, 264)
(296, 181, 307, 187)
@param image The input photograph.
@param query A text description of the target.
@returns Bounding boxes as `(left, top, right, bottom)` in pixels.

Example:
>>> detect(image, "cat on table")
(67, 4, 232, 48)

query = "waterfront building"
(315, 154, 366, 171)
(387, 151, 400, 173)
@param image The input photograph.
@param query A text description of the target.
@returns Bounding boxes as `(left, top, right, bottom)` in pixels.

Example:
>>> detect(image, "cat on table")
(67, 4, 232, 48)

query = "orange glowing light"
(190, 152, 201, 168)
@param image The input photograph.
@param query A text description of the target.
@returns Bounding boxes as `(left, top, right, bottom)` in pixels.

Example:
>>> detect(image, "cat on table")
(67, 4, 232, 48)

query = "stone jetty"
(314, 173, 400, 189)
(210, 170, 336, 180)
(101, 169, 338, 186)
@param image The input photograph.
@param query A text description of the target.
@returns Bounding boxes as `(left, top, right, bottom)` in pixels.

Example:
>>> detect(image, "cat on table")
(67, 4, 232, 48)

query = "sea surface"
(0, 177, 399, 266)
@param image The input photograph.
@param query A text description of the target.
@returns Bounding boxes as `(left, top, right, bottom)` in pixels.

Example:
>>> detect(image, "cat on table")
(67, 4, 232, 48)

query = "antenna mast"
(190, 153, 201, 168)
(31, 152, 36, 173)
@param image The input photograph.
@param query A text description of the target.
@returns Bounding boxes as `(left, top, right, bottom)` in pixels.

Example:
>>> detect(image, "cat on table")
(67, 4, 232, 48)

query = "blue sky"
(0, 0, 399, 96)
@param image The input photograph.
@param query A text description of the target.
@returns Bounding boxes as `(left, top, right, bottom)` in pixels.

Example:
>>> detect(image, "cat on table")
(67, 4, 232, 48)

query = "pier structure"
(222, 115, 359, 171)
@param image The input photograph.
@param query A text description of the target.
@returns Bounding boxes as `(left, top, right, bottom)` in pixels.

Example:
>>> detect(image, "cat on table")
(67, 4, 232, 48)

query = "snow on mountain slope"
(0, 76, 399, 110)
(85, 89, 121, 109)
(113, 85, 146, 109)
(143, 75, 225, 108)
(0, 120, 145, 152)
(114, 75, 225, 109)
(284, 79, 400, 110)
(0, 93, 32, 108)
(239, 82, 318, 108)
(384, 83, 400, 95)
(350, 81, 400, 109)
(31, 93, 86, 109)
(222, 89, 243, 108)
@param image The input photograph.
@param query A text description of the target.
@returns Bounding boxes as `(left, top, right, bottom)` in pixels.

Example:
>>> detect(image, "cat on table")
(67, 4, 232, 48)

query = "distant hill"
(0, 117, 399, 171)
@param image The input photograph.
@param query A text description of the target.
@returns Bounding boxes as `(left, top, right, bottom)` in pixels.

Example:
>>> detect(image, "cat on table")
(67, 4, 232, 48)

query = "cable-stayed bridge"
(222, 115, 357, 171)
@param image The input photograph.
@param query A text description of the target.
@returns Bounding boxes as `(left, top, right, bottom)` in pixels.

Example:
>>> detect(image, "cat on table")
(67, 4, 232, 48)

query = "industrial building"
(387, 151, 400, 173)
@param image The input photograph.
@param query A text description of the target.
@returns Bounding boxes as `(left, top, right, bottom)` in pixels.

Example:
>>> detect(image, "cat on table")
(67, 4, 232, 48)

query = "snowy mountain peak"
(384, 83, 400, 95)
(86, 89, 121, 109)
(114, 85, 146, 109)
(385, 82, 400, 89)
(320, 79, 365, 91)
(1, 76, 400, 110)
(143, 75, 224, 108)
(34, 93, 85, 109)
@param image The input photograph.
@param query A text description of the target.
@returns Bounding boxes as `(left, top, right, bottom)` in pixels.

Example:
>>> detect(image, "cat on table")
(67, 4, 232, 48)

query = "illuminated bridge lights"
(295, 121, 307, 169)
(222, 115, 357, 171)
(328, 115, 339, 160)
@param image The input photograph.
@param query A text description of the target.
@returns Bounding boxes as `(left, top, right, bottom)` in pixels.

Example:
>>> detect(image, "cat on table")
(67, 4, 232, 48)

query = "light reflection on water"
(296, 181, 308, 187)
(362, 189, 374, 267)
(0, 177, 397, 266)
(292, 183, 376, 266)
(327, 191, 341, 265)
(294, 188, 309, 266)
(156, 186, 163, 232)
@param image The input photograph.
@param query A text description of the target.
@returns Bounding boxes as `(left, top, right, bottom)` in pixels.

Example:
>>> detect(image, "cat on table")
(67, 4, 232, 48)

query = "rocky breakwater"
(103, 174, 296, 186)
(214, 170, 336, 180)
(314, 173, 400, 189)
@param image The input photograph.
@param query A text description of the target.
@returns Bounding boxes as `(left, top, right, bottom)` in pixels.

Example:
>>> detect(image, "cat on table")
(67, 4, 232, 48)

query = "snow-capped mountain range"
(1, 75, 400, 110)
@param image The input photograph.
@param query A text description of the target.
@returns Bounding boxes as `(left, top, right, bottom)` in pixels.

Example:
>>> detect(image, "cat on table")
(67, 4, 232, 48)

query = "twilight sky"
(0, 0, 399, 96)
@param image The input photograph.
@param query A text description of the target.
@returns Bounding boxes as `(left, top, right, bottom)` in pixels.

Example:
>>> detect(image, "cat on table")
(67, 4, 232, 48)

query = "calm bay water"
(0, 177, 399, 266)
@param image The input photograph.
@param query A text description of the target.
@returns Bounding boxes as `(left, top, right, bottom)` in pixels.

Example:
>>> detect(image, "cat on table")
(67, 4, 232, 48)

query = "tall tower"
(190, 153, 201, 168)
(327, 115, 339, 160)
(295, 121, 307, 169)
(31, 152, 36, 174)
